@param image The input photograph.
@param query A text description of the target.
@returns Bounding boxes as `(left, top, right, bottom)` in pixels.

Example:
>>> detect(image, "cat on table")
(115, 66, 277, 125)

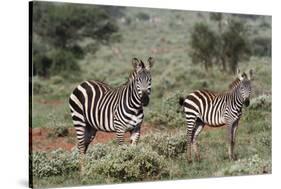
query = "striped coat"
(179, 69, 253, 162)
(69, 57, 154, 171)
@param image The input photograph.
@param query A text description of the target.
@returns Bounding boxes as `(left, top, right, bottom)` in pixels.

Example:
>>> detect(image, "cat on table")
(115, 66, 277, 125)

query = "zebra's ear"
(248, 69, 254, 80)
(146, 57, 155, 70)
(236, 68, 241, 76)
(236, 68, 244, 80)
(132, 58, 144, 71)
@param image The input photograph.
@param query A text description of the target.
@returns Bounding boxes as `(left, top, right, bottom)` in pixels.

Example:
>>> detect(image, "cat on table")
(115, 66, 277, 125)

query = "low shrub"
(142, 132, 186, 158)
(50, 76, 64, 85)
(146, 92, 186, 128)
(33, 79, 53, 95)
(215, 154, 271, 176)
(32, 143, 169, 181)
(48, 127, 69, 138)
(32, 149, 79, 178)
(84, 145, 169, 182)
(249, 95, 271, 110)
(86, 143, 113, 160)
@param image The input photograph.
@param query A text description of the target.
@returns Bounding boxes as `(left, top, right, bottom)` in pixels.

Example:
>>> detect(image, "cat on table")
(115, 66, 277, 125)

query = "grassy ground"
(31, 6, 272, 188)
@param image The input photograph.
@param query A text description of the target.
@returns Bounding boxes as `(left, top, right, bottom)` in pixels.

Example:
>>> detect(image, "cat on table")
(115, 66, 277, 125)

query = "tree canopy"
(32, 2, 121, 77)
(190, 14, 252, 73)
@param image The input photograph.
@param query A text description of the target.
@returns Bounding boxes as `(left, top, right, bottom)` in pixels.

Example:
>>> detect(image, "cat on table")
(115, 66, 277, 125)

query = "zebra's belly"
(200, 114, 225, 127)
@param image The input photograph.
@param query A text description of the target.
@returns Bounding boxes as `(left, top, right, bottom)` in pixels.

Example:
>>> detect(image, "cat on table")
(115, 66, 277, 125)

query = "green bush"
(86, 143, 113, 160)
(249, 95, 271, 110)
(50, 76, 64, 85)
(84, 145, 169, 182)
(49, 127, 69, 137)
(32, 143, 169, 181)
(142, 132, 186, 158)
(146, 92, 185, 128)
(32, 79, 53, 95)
(215, 154, 271, 176)
(32, 149, 79, 178)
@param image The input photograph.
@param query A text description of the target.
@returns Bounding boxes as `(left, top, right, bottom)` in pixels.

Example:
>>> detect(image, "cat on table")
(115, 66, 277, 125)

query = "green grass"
(31, 6, 272, 188)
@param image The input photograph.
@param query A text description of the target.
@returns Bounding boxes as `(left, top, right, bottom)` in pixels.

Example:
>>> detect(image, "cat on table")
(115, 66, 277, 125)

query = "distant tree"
(190, 16, 251, 74)
(136, 12, 150, 21)
(251, 36, 271, 57)
(209, 13, 223, 33)
(231, 13, 260, 21)
(189, 23, 219, 71)
(32, 2, 121, 78)
(209, 12, 226, 71)
(101, 5, 125, 18)
(222, 19, 251, 73)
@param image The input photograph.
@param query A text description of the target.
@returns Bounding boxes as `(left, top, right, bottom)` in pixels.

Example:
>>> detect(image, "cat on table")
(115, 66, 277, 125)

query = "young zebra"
(69, 57, 154, 171)
(179, 69, 253, 162)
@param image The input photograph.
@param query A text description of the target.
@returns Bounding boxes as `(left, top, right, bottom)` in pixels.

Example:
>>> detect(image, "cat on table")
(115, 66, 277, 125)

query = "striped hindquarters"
(181, 90, 226, 127)
(69, 80, 112, 133)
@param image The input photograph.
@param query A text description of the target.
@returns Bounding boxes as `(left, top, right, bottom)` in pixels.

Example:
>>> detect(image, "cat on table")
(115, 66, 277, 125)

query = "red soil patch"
(31, 123, 155, 152)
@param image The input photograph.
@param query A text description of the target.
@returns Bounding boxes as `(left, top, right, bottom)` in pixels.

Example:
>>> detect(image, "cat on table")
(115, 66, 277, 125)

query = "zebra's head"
(237, 69, 253, 107)
(132, 57, 154, 106)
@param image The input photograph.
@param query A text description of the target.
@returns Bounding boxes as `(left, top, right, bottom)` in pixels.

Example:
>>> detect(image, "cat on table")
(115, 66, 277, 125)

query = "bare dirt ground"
(31, 123, 156, 152)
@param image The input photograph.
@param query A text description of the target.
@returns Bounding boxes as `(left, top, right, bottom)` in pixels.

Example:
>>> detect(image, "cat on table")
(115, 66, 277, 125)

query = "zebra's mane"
(122, 70, 137, 86)
(228, 78, 241, 90)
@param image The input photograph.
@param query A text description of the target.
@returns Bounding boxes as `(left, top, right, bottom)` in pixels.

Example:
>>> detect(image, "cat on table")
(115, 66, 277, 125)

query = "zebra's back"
(69, 80, 116, 132)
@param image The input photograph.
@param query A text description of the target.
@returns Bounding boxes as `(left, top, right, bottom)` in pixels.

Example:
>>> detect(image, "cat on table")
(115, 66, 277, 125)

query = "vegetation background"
(30, 1, 272, 188)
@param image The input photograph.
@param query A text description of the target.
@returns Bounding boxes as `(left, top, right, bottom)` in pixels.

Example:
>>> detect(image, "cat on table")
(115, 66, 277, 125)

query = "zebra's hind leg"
(227, 120, 239, 160)
(185, 113, 197, 163)
(192, 118, 205, 162)
(74, 125, 86, 174)
(75, 123, 97, 174)
(84, 124, 97, 153)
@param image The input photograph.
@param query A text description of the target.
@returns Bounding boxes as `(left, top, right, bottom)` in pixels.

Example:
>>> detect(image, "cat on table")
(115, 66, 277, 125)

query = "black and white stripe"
(69, 57, 154, 160)
(179, 69, 253, 162)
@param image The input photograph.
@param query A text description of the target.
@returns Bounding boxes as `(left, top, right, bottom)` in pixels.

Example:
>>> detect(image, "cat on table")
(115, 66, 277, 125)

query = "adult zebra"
(179, 69, 253, 162)
(69, 57, 154, 171)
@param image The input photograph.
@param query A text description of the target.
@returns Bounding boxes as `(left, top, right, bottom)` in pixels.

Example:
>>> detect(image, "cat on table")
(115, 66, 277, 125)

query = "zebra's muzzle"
(244, 98, 250, 107)
(141, 93, 150, 106)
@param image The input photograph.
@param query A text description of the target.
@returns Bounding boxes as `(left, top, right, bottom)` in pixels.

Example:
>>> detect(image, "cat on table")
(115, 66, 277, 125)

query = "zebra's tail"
(179, 96, 185, 106)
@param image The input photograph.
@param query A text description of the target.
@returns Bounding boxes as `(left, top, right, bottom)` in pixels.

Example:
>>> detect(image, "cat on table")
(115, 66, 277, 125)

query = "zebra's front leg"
(130, 125, 141, 146)
(116, 129, 126, 146)
(227, 120, 239, 160)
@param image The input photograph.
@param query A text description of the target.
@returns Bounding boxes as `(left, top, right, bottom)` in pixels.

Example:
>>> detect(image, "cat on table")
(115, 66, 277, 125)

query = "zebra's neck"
(229, 85, 244, 111)
(120, 72, 142, 110)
